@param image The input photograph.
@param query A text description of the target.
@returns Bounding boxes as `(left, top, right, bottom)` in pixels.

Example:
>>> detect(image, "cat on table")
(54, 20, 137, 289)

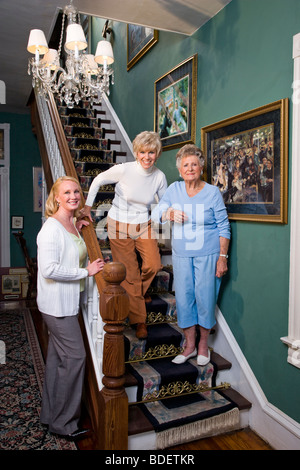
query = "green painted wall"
(92, 0, 300, 422)
(0, 112, 42, 266)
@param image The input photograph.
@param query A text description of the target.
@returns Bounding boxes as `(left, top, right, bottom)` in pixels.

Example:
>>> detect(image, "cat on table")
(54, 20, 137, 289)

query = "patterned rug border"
(23, 310, 45, 396)
(0, 308, 77, 451)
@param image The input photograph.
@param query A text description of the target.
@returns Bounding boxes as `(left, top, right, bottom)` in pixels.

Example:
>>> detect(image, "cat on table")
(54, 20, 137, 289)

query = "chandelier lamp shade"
(27, 1, 114, 108)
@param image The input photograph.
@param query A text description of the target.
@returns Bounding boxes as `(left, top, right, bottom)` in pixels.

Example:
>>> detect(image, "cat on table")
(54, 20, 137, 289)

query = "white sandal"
(197, 350, 211, 366)
(172, 348, 197, 364)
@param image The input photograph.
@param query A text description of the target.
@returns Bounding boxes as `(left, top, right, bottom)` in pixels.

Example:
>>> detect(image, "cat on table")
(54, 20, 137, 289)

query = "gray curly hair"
(176, 144, 205, 170)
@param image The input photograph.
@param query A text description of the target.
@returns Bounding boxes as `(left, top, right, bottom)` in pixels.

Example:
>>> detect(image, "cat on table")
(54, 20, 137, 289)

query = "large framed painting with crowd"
(201, 99, 289, 223)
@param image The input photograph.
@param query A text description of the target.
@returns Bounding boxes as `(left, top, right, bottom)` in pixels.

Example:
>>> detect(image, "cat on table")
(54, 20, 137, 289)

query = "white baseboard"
(210, 306, 300, 450)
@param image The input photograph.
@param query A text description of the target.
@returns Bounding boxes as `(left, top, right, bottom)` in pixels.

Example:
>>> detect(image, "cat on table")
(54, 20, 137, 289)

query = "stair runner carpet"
(125, 322, 239, 449)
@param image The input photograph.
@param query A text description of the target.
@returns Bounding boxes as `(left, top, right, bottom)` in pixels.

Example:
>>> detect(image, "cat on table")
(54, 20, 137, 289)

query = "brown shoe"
(136, 323, 148, 339)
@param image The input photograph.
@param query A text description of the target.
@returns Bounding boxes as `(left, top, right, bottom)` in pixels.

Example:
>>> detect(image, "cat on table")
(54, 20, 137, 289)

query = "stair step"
(124, 350, 231, 389)
(128, 405, 154, 436)
(128, 386, 250, 437)
(221, 387, 252, 411)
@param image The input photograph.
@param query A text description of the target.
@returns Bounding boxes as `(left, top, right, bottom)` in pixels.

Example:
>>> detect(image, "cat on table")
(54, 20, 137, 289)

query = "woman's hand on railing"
(79, 205, 93, 222)
(76, 218, 89, 232)
(86, 258, 106, 276)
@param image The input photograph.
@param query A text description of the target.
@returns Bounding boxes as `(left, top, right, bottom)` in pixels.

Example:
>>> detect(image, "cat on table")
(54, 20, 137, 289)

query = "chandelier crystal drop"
(27, 1, 114, 108)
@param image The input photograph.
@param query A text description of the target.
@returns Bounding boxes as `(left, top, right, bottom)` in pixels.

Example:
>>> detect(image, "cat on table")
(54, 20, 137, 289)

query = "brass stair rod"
(129, 382, 231, 406)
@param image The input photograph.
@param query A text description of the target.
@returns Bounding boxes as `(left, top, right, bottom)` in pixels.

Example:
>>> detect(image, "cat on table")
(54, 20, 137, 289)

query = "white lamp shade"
(94, 41, 114, 65)
(42, 49, 59, 69)
(27, 29, 49, 55)
(85, 54, 99, 73)
(65, 24, 87, 51)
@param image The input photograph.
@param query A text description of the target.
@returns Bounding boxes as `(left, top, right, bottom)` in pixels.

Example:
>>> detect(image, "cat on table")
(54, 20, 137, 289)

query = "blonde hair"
(45, 176, 84, 219)
(176, 144, 205, 170)
(132, 131, 162, 160)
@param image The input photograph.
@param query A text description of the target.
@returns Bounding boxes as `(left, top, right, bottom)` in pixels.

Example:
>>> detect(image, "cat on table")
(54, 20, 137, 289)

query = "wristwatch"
(219, 254, 229, 259)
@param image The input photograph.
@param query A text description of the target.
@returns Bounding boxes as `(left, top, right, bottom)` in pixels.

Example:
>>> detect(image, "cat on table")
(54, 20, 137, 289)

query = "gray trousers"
(40, 313, 86, 435)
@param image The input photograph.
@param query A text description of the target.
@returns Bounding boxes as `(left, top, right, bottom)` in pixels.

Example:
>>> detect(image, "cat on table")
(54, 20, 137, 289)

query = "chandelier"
(27, 1, 114, 108)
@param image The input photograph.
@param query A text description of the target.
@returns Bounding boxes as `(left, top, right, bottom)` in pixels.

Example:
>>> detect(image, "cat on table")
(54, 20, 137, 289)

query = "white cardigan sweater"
(36, 217, 88, 317)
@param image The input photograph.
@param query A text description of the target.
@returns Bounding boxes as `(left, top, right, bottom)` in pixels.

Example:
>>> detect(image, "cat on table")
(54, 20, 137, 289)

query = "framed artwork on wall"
(11, 216, 24, 230)
(154, 54, 197, 151)
(201, 99, 289, 224)
(0, 123, 10, 166)
(127, 25, 158, 71)
(33, 167, 42, 212)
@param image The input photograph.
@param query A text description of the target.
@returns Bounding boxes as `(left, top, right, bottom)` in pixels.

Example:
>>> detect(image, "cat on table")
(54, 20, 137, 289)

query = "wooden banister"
(28, 95, 53, 192)
(47, 93, 106, 292)
(98, 262, 129, 449)
(13, 231, 37, 300)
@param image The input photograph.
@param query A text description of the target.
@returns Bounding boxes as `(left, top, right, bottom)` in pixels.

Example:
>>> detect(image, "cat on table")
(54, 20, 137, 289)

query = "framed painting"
(127, 25, 158, 71)
(11, 216, 24, 230)
(33, 167, 43, 212)
(154, 54, 197, 151)
(0, 124, 10, 166)
(201, 99, 289, 223)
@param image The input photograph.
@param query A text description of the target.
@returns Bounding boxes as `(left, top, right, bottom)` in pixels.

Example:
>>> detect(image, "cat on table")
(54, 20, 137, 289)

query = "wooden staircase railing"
(46, 94, 106, 290)
(29, 91, 129, 450)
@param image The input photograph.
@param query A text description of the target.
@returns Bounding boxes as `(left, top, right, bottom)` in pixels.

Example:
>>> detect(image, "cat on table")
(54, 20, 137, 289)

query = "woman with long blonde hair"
(37, 176, 105, 439)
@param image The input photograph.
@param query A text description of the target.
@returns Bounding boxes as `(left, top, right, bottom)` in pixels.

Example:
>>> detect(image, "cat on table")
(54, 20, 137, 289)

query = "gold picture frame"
(201, 99, 289, 224)
(154, 54, 197, 151)
(127, 25, 158, 71)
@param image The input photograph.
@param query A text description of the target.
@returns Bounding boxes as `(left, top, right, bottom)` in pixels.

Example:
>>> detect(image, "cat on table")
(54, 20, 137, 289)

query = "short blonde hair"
(45, 176, 84, 219)
(176, 144, 205, 170)
(132, 131, 162, 160)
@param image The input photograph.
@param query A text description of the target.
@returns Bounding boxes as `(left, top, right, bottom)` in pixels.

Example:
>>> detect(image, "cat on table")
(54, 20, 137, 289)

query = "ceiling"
(0, 0, 231, 114)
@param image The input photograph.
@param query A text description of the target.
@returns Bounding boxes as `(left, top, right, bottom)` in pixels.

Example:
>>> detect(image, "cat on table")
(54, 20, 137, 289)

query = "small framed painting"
(154, 55, 197, 151)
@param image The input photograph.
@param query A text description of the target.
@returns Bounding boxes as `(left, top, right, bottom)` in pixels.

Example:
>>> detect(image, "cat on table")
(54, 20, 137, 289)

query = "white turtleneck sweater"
(85, 161, 167, 224)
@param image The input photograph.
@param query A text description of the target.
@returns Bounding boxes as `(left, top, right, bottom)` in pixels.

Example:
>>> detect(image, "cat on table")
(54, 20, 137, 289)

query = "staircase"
(54, 96, 251, 449)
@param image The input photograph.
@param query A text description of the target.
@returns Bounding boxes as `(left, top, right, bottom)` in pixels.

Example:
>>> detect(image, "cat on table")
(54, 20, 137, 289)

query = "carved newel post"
(99, 262, 129, 450)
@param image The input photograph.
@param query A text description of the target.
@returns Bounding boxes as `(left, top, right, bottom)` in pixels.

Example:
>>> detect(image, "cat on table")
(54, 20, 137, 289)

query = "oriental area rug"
(0, 308, 76, 450)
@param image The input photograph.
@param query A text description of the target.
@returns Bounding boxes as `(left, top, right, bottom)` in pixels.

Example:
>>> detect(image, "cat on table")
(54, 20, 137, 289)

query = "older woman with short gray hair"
(152, 144, 230, 366)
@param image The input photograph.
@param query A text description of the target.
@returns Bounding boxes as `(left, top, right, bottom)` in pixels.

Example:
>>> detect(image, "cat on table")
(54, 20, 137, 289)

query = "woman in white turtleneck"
(81, 131, 167, 339)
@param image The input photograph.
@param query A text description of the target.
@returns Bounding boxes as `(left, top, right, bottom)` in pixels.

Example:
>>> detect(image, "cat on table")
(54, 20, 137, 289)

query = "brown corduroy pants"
(107, 217, 162, 324)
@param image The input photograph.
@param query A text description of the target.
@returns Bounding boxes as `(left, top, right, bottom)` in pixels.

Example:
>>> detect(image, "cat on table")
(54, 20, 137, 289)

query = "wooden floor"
(1, 299, 274, 451)
(77, 425, 273, 450)
(168, 428, 273, 450)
